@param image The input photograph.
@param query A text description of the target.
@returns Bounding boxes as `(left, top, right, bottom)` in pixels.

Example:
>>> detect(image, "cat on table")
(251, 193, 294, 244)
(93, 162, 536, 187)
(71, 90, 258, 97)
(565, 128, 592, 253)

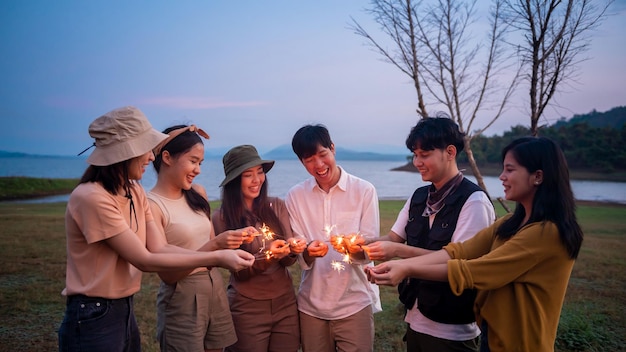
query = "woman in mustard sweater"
(366, 136, 583, 352)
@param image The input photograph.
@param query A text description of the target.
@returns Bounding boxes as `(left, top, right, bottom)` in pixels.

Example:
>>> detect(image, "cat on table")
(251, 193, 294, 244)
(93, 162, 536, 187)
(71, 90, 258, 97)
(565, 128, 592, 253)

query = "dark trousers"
(58, 294, 140, 352)
(405, 325, 479, 352)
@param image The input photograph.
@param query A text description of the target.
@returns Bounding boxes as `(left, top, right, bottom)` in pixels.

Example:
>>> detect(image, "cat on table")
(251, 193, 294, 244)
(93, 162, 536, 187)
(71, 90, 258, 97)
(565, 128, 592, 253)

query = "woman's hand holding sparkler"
(216, 249, 255, 272)
(215, 226, 258, 249)
(288, 237, 307, 255)
(364, 261, 406, 286)
(241, 227, 260, 244)
(268, 239, 291, 260)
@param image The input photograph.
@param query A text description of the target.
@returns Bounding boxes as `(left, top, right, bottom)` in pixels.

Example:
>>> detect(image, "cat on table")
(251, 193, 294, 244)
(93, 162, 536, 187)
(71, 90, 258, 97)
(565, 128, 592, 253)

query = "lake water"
(1, 156, 625, 204)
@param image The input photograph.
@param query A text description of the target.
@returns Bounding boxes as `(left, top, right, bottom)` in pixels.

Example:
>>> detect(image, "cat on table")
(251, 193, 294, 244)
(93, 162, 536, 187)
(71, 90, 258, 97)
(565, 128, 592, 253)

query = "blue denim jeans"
(58, 294, 140, 352)
(480, 320, 490, 352)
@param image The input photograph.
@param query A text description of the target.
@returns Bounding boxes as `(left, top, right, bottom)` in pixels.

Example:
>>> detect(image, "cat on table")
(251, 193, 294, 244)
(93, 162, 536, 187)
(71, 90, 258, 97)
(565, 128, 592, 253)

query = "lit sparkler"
(252, 224, 292, 261)
(324, 225, 366, 272)
(253, 223, 276, 261)
(331, 260, 345, 272)
(259, 223, 276, 241)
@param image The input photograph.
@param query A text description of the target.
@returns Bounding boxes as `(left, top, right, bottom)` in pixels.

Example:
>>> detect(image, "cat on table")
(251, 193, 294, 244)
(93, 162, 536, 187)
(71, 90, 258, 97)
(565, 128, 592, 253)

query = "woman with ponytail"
(149, 125, 257, 352)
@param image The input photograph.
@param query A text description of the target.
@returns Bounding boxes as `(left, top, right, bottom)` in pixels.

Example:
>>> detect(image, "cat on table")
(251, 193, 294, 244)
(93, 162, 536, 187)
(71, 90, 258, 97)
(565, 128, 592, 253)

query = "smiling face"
(128, 151, 155, 180)
(166, 143, 204, 191)
(499, 150, 542, 211)
(240, 164, 266, 208)
(301, 143, 340, 192)
(411, 145, 457, 189)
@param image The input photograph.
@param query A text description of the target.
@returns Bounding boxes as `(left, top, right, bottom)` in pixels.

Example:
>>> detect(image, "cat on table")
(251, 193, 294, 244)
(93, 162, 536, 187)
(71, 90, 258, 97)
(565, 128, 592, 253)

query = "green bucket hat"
(220, 145, 275, 187)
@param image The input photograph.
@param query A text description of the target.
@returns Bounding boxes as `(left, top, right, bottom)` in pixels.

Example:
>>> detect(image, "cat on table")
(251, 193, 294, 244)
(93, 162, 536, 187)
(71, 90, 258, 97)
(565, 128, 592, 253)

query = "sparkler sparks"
(324, 224, 337, 237)
(331, 260, 345, 272)
(252, 223, 276, 261)
(324, 224, 365, 272)
(330, 233, 362, 259)
(252, 224, 292, 261)
(259, 223, 276, 241)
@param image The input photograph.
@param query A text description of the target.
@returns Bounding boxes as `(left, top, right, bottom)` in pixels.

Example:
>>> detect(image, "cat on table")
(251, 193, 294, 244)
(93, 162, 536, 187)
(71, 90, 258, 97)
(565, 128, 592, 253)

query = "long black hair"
(220, 171, 285, 237)
(80, 161, 133, 196)
(80, 160, 139, 230)
(153, 125, 211, 218)
(496, 136, 583, 259)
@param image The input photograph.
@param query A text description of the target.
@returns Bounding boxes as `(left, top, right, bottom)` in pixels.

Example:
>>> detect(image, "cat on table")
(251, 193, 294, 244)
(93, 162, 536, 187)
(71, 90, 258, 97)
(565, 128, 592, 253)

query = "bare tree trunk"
(463, 137, 512, 213)
(463, 137, 488, 196)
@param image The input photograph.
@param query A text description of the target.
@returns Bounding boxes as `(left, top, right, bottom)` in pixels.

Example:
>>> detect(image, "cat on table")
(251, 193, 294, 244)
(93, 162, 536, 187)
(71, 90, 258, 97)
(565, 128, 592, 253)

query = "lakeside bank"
(0, 177, 78, 201)
(2, 176, 626, 209)
(2, 158, 626, 204)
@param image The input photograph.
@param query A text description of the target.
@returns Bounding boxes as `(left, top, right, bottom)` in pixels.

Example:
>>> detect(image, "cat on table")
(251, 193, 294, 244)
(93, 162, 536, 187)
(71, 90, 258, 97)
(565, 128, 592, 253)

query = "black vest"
(398, 178, 483, 324)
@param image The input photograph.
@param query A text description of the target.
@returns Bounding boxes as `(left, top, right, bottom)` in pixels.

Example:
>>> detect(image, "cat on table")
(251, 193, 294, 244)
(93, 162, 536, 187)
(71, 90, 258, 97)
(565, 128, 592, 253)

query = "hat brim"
(86, 128, 168, 166)
(219, 159, 275, 187)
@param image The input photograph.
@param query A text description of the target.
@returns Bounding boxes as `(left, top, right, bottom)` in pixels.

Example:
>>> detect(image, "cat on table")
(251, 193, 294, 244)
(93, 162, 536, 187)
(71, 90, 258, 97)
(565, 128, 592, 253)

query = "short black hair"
(291, 124, 333, 160)
(405, 117, 465, 153)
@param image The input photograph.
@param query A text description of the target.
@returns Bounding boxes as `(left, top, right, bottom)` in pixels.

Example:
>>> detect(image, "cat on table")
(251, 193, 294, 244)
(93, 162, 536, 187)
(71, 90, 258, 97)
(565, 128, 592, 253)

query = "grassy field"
(0, 200, 624, 351)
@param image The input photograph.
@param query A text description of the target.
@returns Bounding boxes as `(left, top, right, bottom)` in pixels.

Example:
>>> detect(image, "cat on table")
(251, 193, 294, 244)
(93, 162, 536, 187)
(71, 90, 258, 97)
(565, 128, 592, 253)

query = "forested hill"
(462, 106, 626, 173)
(553, 106, 626, 129)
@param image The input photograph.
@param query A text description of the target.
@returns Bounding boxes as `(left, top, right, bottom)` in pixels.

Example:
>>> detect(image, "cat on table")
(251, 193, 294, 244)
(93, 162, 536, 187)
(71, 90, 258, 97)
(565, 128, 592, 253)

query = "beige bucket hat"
(85, 106, 168, 166)
(220, 145, 275, 187)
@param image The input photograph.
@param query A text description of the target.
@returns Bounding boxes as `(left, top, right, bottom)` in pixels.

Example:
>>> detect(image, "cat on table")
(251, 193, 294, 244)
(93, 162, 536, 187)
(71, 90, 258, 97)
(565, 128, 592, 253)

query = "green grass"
(0, 177, 79, 200)
(0, 200, 624, 351)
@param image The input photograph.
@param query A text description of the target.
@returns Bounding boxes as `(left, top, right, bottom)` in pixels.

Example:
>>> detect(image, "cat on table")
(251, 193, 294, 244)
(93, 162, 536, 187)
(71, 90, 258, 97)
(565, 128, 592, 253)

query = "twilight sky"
(1, 0, 624, 156)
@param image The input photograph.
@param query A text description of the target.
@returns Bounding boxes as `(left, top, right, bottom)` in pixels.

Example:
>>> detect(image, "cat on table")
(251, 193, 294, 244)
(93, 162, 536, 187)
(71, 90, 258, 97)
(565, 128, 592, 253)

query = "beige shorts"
(157, 269, 237, 351)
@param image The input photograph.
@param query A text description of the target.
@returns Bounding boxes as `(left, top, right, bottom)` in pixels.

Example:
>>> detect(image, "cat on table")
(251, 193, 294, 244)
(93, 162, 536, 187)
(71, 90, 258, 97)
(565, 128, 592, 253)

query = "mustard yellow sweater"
(445, 215, 575, 352)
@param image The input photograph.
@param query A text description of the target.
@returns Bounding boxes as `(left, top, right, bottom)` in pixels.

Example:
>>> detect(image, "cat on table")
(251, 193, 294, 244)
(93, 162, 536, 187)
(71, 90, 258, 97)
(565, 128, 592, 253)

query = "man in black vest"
(364, 117, 495, 351)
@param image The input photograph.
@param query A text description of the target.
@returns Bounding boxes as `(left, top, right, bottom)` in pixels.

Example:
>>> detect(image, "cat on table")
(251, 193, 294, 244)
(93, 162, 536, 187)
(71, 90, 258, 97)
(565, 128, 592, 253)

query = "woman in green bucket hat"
(212, 145, 307, 352)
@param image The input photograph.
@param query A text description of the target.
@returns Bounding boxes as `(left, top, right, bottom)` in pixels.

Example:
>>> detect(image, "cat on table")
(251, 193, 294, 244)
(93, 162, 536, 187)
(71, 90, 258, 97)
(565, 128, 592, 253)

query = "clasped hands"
(265, 237, 307, 260)
(216, 228, 373, 260)
(304, 233, 367, 258)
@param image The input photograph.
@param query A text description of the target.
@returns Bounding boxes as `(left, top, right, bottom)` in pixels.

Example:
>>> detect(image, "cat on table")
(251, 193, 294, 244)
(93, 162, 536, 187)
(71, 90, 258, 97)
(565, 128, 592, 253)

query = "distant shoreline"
(392, 162, 626, 183)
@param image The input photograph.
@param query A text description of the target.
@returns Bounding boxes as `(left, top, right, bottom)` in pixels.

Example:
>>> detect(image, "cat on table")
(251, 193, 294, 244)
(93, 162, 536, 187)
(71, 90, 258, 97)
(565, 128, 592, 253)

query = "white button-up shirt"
(286, 166, 381, 319)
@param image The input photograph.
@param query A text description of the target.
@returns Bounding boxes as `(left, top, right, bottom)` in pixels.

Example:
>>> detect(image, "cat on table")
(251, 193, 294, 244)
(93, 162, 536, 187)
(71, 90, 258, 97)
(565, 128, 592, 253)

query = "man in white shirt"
(285, 124, 380, 352)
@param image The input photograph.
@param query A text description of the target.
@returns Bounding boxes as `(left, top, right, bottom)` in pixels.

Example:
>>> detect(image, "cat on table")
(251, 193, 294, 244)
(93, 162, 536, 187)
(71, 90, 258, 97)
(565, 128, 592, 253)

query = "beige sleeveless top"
(148, 192, 212, 274)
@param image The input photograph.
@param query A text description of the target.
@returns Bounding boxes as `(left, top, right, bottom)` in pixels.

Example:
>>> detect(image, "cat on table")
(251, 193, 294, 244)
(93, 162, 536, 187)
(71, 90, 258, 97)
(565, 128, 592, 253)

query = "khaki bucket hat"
(220, 145, 275, 187)
(85, 106, 168, 166)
